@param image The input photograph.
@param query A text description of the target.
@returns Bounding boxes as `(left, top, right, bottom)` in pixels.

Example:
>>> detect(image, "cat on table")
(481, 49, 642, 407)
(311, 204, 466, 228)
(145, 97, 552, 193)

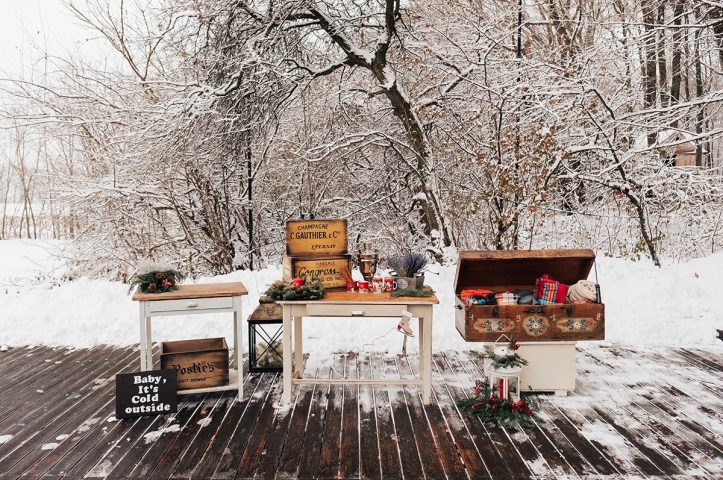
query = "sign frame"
(285, 219, 348, 257)
(115, 369, 178, 419)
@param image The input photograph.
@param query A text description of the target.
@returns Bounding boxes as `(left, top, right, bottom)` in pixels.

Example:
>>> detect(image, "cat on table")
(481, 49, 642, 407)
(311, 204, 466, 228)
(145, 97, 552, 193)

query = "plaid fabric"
(536, 274, 568, 304)
(460, 288, 494, 303)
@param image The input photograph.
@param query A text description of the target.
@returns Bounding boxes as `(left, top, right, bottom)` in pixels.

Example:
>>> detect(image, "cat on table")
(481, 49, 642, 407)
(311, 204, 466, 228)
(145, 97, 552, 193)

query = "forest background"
(1, 0, 722, 279)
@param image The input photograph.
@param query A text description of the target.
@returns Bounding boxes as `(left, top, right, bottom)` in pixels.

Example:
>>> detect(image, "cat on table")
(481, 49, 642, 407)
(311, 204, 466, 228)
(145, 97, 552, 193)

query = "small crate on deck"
(160, 338, 229, 391)
(248, 301, 283, 372)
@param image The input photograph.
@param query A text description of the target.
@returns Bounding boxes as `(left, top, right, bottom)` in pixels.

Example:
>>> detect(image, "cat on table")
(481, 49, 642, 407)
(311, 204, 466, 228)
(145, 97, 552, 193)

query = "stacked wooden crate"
(282, 219, 351, 289)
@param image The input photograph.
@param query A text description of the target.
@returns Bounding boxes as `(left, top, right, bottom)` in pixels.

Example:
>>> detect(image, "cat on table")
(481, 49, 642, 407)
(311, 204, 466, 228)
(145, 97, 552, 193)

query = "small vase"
(395, 276, 415, 290)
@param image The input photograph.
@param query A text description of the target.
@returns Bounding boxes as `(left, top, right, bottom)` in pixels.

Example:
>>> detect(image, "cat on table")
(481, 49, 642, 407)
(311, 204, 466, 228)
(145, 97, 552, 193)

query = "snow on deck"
(0, 345, 720, 479)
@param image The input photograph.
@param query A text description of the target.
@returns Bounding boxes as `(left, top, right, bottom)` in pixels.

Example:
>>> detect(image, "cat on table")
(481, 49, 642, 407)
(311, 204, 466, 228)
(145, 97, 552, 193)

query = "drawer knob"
(186, 302, 199, 308)
(350, 310, 365, 316)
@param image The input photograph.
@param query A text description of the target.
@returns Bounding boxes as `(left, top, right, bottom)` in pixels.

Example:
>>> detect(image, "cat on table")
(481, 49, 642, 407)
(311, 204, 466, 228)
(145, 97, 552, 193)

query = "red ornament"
(292, 277, 304, 289)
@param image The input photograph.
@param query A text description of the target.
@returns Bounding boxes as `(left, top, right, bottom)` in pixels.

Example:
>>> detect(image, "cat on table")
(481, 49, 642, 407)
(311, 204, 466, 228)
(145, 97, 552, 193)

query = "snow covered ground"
(0, 240, 720, 353)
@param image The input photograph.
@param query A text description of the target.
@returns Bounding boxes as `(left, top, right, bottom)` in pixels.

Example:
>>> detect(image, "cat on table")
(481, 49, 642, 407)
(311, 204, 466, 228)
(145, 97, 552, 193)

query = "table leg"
(138, 302, 147, 370)
(234, 297, 243, 401)
(233, 316, 238, 370)
(282, 306, 292, 404)
(417, 314, 425, 387)
(294, 316, 303, 377)
(145, 316, 153, 370)
(422, 308, 433, 404)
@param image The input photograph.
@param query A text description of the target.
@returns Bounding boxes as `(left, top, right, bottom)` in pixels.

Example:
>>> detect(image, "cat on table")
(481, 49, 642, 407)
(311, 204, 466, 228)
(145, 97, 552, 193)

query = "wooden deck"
(0, 344, 721, 479)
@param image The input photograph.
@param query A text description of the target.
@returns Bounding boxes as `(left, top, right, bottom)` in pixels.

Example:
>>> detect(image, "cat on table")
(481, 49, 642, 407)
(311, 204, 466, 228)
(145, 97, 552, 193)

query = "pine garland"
(488, 336, 528, 369)
(129, 269, 185, 294)
(265, 276, 325, 301)
(488, 350, 529, 369)
(458, 378, 540, 427)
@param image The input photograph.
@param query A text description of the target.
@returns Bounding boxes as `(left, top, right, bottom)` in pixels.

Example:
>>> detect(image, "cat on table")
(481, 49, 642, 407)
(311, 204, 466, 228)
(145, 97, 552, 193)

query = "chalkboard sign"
(115, 369, 177, 419)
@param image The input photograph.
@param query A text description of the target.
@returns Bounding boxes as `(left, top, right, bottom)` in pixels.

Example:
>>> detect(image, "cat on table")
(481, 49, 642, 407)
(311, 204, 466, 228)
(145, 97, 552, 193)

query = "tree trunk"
(712, 7, 723, 69)
(309, 4, 454, 252)
(669, 0, 684, 108)
(641, 0, 658, 146)
(372, 65, 451, 247)
(657, 3, 668, 107)
(694, 27, 704, 167)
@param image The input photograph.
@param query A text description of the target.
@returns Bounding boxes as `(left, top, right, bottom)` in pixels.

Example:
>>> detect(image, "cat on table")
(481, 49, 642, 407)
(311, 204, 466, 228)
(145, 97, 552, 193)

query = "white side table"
(277, 291, 439, 405)
(132, 282, 248, 399)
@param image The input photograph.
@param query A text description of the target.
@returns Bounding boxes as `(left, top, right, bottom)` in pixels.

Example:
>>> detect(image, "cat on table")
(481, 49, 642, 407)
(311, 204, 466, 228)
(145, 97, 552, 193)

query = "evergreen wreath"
(129, 267, 185, 294)
(265, 275, 325, 301)
(458, 378, 540, 427)
(488, 337, 528, 369)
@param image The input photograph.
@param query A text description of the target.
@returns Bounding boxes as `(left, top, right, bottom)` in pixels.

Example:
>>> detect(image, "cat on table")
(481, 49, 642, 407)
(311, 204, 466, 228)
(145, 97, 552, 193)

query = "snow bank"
(0, 239, 68, 289)
(0, 239, 721, 351)
(595, 255, 723, 345)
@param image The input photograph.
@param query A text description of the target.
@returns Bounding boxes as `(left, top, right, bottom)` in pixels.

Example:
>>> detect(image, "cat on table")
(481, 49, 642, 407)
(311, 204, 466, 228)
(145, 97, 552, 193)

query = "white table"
(277, 291, 439, 404)
(132, 282, 247, 399)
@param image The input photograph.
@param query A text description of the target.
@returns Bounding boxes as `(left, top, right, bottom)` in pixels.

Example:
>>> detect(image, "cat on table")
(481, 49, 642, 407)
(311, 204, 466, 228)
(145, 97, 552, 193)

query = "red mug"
(346, 281, 356, 292)
(383, 276, 394, 292)
(358, 281, 370, 293)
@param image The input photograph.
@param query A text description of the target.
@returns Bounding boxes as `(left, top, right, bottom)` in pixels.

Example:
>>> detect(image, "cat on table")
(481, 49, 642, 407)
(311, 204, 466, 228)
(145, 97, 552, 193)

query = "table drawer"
(305, 303, 408, 317)
(149, 297, 233, 313)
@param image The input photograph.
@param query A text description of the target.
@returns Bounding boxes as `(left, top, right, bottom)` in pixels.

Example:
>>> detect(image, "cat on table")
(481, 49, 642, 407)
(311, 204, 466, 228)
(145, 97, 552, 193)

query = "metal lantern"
(487, 334, 522, 401)
(489, 366, 522, 401)
(248, 302, 283, 372)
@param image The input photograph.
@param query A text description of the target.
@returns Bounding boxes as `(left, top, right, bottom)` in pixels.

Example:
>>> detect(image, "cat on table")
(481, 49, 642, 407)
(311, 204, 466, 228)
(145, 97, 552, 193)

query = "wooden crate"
(285, 219, 348, 257)
(160, 338, 229, 391)
(282, 254, 352, 289)
(454, 249, 605, 342)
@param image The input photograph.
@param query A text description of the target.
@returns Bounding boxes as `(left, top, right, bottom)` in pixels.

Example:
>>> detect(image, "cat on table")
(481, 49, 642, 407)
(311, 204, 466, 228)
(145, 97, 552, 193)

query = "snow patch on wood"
(76, 416, 100, 433)
(143, 423, 181, 443)
(580, 419, 632, 452)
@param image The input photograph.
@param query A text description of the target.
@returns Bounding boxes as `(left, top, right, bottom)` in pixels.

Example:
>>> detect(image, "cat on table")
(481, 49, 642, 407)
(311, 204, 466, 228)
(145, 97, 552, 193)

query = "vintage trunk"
(455, 249, 606, 395)
(285, 219, 348, 257)
(454, 249, 605, 342)
(160, 338, 229, 391)
(282, 254, 352, 289)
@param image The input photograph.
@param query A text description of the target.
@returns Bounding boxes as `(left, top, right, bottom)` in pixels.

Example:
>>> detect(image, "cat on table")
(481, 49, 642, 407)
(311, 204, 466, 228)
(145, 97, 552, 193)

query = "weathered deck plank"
(0, 344, 721, 480)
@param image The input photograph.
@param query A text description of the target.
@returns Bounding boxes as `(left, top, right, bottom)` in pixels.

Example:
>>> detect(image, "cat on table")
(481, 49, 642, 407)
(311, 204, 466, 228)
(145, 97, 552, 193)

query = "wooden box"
(282, 254, 352, 289)
(454, 249, 605, 342)
(285, 219, 348, 257)
(160, 338, 229, 391)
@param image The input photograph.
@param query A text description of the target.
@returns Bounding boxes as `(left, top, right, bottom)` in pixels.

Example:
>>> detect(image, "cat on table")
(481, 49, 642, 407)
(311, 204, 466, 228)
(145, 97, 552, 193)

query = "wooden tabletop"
(276, 290, 439, 305)
(131, 282, 248, 301)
